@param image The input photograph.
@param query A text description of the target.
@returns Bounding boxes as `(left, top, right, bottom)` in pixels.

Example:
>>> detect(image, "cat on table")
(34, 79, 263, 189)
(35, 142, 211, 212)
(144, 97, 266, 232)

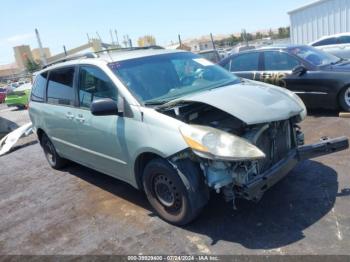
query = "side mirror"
(292, 65, 307, 76)
(90, 98, 119, 116)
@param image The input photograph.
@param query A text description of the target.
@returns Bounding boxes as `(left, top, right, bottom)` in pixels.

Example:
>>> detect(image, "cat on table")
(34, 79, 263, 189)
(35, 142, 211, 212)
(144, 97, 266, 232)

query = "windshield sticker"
(193, 58, 214, 66)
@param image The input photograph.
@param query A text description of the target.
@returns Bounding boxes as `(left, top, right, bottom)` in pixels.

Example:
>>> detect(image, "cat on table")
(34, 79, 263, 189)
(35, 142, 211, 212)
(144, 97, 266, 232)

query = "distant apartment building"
(190, 40, 214, 52)
(31, 47, 51, 64)
(13, 45, 33, 69)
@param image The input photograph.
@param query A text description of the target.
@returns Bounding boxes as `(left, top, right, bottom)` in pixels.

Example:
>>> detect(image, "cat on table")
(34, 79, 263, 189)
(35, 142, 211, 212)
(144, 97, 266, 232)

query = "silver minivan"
(29, 49, 348, 225)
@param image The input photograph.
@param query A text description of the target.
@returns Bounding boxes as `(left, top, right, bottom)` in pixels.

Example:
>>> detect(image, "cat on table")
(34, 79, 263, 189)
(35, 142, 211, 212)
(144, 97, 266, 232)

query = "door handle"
(65, 112, 74, 120)
(76, 114, 85, 123)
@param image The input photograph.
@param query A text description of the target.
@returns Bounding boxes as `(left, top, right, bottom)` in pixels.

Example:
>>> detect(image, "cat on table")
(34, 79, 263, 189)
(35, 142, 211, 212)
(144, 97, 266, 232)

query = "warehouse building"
(289, 0, 350, 44)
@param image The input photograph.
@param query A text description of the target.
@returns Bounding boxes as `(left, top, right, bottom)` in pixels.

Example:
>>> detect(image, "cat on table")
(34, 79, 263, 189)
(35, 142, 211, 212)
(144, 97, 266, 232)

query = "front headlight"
(179, 125, 265, 161)
(290, 92, 307, 121)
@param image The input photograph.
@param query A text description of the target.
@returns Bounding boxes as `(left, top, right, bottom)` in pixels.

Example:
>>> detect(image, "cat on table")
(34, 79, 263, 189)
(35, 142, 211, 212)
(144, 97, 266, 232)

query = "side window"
(338, 36, 350, 44)
(230, 53, 260, 72)
(47, 67, 75, 106)
(312, 37, 337, 46)
(31, 72, 48, 102)
(78, 66, 118, 109)
(263, 52, 299, 71)
(221, 59, 231, 71)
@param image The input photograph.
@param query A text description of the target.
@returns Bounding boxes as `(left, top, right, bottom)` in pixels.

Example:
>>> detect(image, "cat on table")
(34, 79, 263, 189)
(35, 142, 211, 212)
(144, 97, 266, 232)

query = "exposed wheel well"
(134, 152, 162, 190)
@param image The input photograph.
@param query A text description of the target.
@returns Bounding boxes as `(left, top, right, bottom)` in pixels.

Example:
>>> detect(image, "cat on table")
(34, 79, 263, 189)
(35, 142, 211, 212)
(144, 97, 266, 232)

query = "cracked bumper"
(242, 136, 349, 200)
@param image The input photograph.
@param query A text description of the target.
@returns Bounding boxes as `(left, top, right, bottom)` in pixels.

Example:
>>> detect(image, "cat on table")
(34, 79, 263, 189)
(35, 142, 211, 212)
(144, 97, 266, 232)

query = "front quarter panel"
(123, 106, 188, 188)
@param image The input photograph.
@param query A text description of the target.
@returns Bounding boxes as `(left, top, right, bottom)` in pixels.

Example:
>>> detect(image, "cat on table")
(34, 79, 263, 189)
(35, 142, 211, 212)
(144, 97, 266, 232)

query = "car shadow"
(64, 159, 338, 250)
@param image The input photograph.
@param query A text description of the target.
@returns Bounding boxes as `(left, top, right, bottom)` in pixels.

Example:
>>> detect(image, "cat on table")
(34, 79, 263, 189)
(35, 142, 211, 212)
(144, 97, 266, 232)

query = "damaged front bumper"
(241, 136, 349, 200)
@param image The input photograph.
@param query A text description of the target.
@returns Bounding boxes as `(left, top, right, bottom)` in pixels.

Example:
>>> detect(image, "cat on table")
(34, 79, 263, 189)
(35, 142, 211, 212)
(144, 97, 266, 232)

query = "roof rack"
(41, 45, 164, 69)
(94, 45, 164, 55)
(42, 52, 98, 69)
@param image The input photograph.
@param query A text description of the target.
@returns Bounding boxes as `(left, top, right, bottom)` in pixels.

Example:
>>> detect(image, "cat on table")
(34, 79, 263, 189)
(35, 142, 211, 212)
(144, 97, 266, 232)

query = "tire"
(339, 86, 350, 112)
(142, 158, 206, 225)
(41, 133, 68, 169)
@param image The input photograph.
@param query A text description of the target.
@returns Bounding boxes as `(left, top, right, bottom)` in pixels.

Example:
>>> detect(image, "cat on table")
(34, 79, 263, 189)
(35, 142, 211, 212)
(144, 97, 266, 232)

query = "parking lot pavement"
(0, 112, 349, 255)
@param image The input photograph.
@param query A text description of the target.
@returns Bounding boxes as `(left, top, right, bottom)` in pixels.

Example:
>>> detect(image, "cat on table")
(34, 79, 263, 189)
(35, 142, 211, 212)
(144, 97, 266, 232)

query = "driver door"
(73, 65, 129, 179)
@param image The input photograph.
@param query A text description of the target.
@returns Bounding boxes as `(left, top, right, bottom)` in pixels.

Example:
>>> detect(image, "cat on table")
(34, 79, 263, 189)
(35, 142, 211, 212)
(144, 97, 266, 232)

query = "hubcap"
(44, 139, 56, 165)
(153, 174, 181, 211)
(345, 87, 350, 107)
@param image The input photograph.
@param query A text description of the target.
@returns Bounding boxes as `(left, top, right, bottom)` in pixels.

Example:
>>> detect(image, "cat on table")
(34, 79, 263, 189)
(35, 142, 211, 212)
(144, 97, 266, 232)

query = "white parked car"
(309, 33, 350, 59)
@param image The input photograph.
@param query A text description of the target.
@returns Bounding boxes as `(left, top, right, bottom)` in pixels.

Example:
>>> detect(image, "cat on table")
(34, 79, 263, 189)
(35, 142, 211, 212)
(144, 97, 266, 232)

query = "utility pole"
(96, 31, 102, 42)
(114, 30, 120, 47)
(127, 35, 132, 48)
(210, 33, 216, 50)
(110, 29, 115, 45)
(35, 28, 47, 65)
(178, 34, 182, 48)
(63, 45, 67, 56)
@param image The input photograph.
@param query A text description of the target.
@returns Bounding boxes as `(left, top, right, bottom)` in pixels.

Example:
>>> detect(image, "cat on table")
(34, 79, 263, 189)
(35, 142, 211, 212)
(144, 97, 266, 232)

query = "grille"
(255, 120, 292, 174)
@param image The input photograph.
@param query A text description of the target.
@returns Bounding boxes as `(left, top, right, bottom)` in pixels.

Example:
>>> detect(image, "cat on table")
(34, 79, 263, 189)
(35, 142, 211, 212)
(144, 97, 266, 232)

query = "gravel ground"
(0, 108, 349, 255)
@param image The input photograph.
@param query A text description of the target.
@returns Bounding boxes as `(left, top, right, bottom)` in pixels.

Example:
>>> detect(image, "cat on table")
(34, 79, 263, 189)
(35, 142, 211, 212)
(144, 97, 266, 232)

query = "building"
(13, 45, 33, 69)
(289, 0, 350, 44)
(31, 47, 51, 64)
(189, 40, 214, 52)
(0, 63, 20, 79)
(165, 43, 191, 51)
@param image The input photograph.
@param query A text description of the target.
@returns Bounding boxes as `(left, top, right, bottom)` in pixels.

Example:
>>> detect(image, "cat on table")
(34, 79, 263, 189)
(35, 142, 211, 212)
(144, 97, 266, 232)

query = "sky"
(0, 0, 309, 65)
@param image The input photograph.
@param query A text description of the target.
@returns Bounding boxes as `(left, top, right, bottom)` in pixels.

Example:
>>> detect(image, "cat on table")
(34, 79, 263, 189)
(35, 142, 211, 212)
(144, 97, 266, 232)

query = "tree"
(255, 32, 263, 39)
(137, 35, 156, 47)
(25, 59, 40, 73)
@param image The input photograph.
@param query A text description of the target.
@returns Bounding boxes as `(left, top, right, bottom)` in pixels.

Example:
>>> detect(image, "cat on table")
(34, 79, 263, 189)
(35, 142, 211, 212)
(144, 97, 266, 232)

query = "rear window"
(31, 72, 48, 102)
(338, 36, 350, 44)
(47, 67, 75, 106)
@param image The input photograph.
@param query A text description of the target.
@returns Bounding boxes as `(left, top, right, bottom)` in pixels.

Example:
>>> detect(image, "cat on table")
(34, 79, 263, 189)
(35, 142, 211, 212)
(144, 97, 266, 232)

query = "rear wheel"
(41, 133, 67, 169)
(339, 86, 350, 112)
(142, 158, 204, 225)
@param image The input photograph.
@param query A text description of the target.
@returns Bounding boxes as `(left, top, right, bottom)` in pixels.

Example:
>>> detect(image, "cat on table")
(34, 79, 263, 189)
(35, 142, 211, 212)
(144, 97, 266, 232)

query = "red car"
(0, 87, 7, 103)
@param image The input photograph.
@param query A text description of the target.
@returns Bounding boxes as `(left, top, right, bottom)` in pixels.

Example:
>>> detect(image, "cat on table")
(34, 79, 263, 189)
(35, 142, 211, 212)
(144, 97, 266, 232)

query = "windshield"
(289, 46, 340, 66)
(109, 52, 240, 105)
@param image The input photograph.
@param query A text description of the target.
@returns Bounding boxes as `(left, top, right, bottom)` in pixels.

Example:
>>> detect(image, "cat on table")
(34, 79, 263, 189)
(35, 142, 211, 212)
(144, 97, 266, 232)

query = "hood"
(165, 80, 304, 125)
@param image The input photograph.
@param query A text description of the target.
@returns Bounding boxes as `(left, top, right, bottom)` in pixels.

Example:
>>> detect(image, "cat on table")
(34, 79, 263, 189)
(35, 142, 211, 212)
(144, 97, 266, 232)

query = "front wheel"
(339, 86, 350, 112)
(142, 158, 204, 225)
(41, 133, 68, 169)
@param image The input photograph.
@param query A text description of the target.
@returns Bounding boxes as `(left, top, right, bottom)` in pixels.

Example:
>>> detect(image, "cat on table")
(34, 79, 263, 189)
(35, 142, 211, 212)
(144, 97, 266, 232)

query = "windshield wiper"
(144, 100, 169, 106)
(330, 58, 345, 65)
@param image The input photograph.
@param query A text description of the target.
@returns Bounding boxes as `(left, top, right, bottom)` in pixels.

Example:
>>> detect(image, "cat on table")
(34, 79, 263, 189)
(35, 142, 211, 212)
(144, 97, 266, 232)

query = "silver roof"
(98, 48, 187, 63)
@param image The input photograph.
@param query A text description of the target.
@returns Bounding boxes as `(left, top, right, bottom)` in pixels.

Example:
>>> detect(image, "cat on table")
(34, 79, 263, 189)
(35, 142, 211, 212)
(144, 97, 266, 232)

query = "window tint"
(47, 67, 75, 106)
(221, 59, 231, 71)
(31, 72, 48, 102)
(263, 52, 299, 71)
(338, 36, 350, 44)
(230, 53, 259, 72)
(312, 37, 337, 46)
(78, 66, 118, 109)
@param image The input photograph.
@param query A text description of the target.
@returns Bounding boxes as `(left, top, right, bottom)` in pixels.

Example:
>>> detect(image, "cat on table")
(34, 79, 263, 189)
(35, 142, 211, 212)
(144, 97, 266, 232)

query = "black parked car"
(219, 45, 350, 112)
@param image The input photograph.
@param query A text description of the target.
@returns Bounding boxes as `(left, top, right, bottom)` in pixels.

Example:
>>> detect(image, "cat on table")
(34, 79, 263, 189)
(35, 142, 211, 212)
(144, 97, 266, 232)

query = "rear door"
(261, 51, 301, 88)
(72, 65, 128, 179)
(335, 36, 350, 59)
(43, 67, 79, 158)
(222, 52, 262, 80)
